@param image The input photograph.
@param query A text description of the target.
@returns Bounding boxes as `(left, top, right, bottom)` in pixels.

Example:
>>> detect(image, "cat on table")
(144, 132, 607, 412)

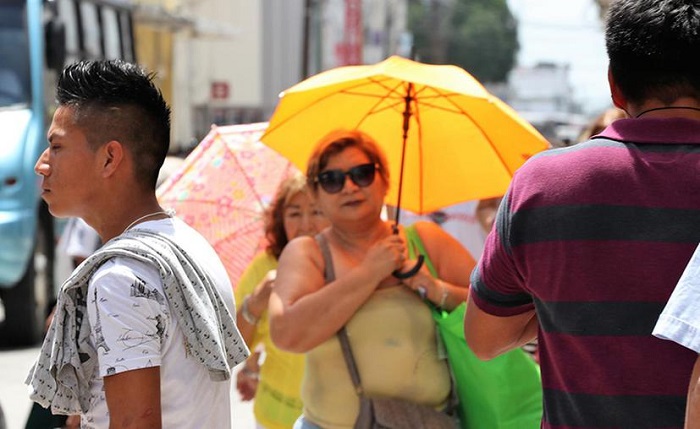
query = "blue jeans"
(293, 416, 323, 429)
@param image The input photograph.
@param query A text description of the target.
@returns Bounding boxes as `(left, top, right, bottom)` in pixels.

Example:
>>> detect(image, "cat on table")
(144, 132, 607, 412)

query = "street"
(0, 346, 255, 429)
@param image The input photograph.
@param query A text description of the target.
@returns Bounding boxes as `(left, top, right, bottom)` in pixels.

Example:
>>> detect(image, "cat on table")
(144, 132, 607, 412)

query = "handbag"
(405, 225, 543, 429)
(338, 327, 458, 429)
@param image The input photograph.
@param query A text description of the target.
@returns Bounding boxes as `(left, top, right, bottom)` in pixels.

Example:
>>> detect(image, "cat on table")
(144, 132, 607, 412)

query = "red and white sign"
(337, 0, 362, 65)
(211, 81, 230, 100)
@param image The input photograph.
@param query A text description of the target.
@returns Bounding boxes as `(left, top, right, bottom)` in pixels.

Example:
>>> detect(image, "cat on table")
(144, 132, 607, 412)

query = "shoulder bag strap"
(314, 233, 366, 396)
(315, 233, 336, 284)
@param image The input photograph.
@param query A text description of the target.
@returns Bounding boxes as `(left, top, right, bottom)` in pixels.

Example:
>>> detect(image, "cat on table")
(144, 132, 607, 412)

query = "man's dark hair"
(56, 60, 171, 189)
(606, 0, 700, 105)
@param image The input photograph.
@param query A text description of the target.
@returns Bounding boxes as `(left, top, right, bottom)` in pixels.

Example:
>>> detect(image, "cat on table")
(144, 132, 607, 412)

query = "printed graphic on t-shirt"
(130, 275, 166, 305)
(87, 270, 172, 426)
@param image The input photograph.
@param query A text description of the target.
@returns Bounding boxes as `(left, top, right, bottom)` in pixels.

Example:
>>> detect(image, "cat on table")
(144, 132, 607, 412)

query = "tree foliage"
(408, 0, 519, 83)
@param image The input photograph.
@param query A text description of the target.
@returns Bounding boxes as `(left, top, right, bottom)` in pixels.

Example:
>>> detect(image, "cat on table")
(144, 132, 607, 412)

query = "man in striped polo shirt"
(463, 0, 700, 428)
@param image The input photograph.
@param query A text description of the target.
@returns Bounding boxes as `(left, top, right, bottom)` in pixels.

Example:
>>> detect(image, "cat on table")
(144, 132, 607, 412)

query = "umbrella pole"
(392, 84, 411, 230)
(393, 82, 424, 279)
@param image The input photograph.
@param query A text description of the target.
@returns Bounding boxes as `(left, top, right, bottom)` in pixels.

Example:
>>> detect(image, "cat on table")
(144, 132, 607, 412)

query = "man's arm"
(687, 355, 700, 429)
(464, 294, 538, 360)
(104, 367, 161, 429)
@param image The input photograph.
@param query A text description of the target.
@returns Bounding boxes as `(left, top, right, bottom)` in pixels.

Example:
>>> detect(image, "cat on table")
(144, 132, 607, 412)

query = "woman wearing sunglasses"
(269, 129, 474, 429)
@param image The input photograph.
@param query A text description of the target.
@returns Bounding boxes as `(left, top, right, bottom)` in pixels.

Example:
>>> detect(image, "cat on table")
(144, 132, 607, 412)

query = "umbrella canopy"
(157, 122, 298, 288)
(261, 55, 549, 216)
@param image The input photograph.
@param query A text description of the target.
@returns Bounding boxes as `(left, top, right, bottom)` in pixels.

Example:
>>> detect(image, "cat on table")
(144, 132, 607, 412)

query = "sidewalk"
(0, 346, 255, 429)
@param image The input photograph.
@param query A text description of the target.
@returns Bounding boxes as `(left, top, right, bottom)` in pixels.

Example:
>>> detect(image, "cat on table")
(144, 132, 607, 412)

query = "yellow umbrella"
(261, 55, 549, 219)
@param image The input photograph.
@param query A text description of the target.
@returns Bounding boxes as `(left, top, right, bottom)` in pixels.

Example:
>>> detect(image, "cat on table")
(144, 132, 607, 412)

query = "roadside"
(0, 346, 254, 429)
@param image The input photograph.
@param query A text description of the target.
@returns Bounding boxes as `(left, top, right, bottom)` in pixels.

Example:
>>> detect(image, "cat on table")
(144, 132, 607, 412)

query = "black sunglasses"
(316, 163, 379, 194)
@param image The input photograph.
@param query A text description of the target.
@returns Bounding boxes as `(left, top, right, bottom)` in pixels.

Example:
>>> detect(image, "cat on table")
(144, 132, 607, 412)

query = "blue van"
(0, 0, 135, 345)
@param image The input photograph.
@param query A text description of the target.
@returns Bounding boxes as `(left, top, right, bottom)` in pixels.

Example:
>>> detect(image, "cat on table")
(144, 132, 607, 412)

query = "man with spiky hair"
(27, 60, 248, 428)
(464, 1, 700, 428)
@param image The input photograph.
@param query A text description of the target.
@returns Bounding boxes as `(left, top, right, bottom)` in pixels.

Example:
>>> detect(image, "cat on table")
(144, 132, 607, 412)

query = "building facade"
(155, 0, 408, 151)
(506, 62, 587, 146)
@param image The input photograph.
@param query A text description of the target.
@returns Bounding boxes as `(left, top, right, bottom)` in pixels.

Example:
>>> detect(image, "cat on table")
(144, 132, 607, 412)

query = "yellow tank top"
(235, 252, 304, 429)
(302, 286, 451, 429)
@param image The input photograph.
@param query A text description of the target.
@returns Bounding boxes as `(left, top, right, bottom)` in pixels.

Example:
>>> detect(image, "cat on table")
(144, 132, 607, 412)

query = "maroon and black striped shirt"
(471, 117, 700, 429)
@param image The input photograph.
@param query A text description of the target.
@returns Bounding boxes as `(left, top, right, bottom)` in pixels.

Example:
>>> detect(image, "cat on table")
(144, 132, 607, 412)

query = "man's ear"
(608, 67, 627, 111)
(101, 140, 124, 178)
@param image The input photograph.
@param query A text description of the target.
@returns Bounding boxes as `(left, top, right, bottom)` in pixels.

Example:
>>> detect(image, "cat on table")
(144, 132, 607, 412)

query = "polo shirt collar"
(597, 117, 700, 144)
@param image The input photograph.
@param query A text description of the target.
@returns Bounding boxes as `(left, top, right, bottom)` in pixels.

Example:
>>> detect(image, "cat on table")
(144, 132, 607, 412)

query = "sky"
(506, 0, 612, 114)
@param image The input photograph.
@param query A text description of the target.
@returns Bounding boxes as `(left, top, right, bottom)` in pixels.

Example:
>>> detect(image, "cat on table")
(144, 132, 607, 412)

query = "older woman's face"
(283, 191, 329, 240)
(316, 146, 387, 219)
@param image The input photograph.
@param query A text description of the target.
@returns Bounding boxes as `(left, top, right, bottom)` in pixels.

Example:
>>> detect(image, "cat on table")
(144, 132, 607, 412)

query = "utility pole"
(428, 0, 449, 63)
(302, 0, 312, 78)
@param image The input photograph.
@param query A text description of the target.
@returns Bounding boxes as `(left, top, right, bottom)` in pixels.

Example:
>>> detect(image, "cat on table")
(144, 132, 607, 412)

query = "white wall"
(261, 0, 305, 118)
(171, 0, 407, 150)
(172, 0, 263, 150)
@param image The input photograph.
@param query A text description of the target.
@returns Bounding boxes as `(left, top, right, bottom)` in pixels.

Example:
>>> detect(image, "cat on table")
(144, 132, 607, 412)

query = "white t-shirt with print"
(83, 217, 236, 429)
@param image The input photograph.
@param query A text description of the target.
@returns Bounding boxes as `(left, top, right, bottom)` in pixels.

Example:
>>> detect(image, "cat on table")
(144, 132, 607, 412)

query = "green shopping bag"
(433, 303, 542, 429)
(406, 225, 542, 429)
